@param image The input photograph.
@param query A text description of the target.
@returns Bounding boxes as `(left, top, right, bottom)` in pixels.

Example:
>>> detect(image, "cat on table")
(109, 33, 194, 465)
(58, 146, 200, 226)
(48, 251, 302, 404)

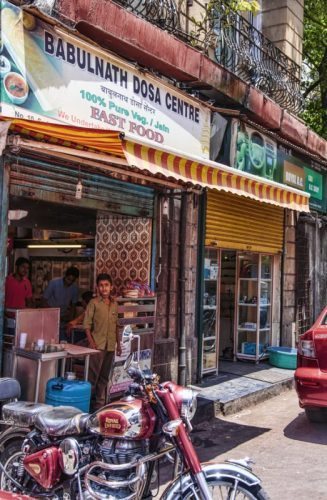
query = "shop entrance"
(200, 248, 275, 376)
(219, 251, 236, 361)
(4, 155, 156, 401)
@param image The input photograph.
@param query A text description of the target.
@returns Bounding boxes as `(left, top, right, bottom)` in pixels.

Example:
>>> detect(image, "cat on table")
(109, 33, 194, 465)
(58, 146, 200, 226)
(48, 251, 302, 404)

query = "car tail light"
(299, 338, 316, 358)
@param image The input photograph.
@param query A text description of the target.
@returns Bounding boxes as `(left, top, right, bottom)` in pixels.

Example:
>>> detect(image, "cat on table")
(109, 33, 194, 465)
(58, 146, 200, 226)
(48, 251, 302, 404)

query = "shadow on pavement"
(192, 417, 270, 460)
(155, 417, 270, 490)
(284, 411, 327, 444)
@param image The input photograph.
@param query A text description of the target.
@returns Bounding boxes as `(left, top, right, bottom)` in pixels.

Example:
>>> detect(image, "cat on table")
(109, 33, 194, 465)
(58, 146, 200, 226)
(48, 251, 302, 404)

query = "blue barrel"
(45, 377, 91, 413)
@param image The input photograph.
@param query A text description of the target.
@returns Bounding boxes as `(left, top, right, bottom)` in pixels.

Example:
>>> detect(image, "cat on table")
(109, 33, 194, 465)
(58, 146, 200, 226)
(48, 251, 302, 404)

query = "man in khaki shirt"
(84, 273, 121, 410)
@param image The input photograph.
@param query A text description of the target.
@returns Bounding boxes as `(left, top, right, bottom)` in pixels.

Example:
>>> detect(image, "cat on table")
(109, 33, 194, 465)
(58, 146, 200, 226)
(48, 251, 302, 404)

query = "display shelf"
(202, 248, 219, 375)
(236, 353, 270, 361)
(238, 327, 271, 331)
(236, 253, 273, 362)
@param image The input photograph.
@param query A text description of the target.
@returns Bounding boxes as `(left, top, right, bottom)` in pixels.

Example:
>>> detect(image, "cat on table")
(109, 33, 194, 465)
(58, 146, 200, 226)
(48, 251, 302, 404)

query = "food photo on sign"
(0, 1, 210, 156)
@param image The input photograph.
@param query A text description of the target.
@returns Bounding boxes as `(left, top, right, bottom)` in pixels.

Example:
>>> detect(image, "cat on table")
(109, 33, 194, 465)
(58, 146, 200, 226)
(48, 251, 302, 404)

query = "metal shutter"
(9, 156, 154, 218)
(206, 191, 284, 254)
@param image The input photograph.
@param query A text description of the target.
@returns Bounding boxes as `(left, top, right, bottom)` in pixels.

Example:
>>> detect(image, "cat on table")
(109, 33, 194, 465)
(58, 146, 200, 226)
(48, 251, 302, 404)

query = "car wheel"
(305, 408, 327, 423)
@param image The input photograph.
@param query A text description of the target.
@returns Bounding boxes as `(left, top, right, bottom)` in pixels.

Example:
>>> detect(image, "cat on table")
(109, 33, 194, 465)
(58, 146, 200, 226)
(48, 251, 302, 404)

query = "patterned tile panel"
(96, 213, 152, 294)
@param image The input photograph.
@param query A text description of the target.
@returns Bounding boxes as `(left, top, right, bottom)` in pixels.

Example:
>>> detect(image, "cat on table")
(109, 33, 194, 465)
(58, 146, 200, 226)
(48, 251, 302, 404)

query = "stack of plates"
(123, 289, 139, 298)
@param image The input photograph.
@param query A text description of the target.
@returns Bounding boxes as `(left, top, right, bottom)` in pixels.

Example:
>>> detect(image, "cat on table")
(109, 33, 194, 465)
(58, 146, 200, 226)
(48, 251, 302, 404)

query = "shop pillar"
(280, 209, 297, 346)
(296, 213, 327, 334)
(153, 193, 199, 384)
(0, 158, 10, 372)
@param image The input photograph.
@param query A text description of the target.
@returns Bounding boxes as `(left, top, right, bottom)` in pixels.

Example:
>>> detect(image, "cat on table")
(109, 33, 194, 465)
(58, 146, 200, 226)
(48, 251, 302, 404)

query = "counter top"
(13, 343, 99, 360)
(13, 347, 67, 361)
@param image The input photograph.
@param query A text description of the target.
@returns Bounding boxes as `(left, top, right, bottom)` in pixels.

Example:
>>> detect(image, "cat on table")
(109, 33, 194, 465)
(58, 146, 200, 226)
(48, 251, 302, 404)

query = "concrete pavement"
(192, 359, 295, 421)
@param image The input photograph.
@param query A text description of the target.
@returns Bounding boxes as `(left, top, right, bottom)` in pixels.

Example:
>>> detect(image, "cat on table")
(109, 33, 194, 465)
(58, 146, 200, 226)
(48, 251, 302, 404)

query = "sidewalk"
(191, 359, 295, 422)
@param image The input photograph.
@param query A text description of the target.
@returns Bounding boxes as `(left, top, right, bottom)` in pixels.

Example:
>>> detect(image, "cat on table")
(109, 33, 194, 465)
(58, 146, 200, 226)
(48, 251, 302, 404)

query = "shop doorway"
(201, 249, 236, 375)
(200, 248, 275, 376)
(219, 251, 236, 360)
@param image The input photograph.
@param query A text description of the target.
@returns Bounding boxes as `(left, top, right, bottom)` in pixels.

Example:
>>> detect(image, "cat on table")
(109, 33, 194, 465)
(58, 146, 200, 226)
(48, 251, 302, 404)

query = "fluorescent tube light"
(28, 244, 84, 249)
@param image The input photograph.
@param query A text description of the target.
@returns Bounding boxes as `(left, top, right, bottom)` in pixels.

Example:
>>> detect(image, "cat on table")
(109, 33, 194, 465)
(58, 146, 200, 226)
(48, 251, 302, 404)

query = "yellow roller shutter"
(206, 191, 284, 254)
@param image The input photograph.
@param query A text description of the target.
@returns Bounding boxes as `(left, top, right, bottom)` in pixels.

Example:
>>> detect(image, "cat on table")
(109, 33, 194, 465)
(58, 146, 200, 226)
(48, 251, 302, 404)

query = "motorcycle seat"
(35, 406, 89, 436)
(0, 377, 21, 401)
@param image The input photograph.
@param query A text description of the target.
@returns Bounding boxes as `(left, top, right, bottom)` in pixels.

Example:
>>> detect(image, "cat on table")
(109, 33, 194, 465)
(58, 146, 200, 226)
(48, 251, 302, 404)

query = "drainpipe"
(178, 192, 187, 386)
(195, 192, 206, 382)
(0, 157, 10, 374)
(279, 209, 286, 346)
(313, 216, 319, 320)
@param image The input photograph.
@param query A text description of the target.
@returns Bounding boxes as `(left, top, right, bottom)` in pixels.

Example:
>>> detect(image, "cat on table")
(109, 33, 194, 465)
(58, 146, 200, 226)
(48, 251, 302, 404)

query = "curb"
(193, 378, 294, 423)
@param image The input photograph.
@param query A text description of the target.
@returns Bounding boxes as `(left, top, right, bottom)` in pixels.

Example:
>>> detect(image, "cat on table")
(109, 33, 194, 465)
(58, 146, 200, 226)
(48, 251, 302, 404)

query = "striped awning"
(122, 139, 310, 212)
(4, 118, 310, 212)
(7, 119, 125, 157)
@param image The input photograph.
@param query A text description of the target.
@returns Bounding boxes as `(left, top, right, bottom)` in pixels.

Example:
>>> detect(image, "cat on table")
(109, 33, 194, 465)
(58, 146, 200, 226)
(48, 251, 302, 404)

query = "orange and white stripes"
(122, 140, 310, 212)
(2, 118, 310, 212)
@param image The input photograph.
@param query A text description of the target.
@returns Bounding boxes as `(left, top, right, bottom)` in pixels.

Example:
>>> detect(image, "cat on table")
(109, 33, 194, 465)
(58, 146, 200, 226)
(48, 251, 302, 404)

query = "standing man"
(43, 266, 79, 340)
(5, 257, 33, 309)
(83, 273, 121, 410)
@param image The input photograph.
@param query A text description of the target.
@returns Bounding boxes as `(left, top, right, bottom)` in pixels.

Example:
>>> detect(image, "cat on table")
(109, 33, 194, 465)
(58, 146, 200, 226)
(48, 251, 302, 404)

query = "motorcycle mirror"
(123, 352, 133, 371)
(122, 325, 133, 345)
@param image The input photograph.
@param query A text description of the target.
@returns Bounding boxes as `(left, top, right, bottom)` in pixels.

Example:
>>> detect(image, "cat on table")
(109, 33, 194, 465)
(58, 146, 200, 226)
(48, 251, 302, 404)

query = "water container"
(45, 377, 91, 413)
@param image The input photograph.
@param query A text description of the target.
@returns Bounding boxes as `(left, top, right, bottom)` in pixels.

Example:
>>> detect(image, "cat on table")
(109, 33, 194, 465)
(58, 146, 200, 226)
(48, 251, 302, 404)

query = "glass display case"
(202, 248, 219, 373)
(236, 253, 272, 361)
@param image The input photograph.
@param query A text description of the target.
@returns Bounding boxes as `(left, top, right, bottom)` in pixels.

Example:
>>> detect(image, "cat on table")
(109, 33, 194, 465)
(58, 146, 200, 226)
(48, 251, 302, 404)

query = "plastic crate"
(241, 342, 264, 355)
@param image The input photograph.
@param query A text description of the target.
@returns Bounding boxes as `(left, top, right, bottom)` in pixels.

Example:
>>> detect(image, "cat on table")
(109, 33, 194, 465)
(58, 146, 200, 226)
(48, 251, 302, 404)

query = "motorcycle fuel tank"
(88, 396, 156, 439)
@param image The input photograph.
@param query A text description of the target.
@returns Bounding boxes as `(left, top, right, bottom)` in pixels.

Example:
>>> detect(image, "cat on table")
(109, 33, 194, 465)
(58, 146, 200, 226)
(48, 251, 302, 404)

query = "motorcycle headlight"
(180, 388, 198, 421)
(162, 382, 198, 421)
(59, 438, 80, 475)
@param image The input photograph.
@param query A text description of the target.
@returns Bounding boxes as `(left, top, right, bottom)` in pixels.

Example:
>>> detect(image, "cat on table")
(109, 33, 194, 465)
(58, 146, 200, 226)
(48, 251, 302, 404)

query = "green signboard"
(304, 167, 323, 200)
(228, 120, 326, 213)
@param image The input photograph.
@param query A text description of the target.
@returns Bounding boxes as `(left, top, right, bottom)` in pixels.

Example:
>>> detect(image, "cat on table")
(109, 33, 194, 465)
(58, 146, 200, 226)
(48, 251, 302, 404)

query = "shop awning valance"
(5, 119, 310, 212)
(121, 139, 310, 212)
(8, 119, 125, 157)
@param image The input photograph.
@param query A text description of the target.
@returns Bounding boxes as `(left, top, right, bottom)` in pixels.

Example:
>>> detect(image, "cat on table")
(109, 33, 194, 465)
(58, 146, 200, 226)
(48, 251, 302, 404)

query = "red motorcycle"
(0, 327, 268, 499)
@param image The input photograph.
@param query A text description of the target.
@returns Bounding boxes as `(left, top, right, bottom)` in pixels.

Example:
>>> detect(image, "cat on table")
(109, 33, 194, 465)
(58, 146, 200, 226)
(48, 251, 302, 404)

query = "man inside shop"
(42, 266, 80, 340)
(5, 257, 33, 309)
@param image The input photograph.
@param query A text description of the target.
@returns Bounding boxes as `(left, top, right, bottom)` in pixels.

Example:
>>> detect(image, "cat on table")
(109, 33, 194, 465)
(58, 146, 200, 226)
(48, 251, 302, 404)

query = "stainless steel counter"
(12, 344, 99, 403)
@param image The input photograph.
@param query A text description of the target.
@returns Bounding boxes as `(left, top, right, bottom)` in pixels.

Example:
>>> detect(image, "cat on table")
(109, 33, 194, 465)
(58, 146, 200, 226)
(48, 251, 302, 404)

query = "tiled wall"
(95, 212, 152, 294)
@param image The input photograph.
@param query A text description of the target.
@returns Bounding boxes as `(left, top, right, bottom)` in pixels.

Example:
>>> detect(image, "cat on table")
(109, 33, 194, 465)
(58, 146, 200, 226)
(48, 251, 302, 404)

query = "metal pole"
(178, 192, 187, 386)
(195, 192, 206, 382)
(279, 208, 286, 346)
(0, 157, 10, 374)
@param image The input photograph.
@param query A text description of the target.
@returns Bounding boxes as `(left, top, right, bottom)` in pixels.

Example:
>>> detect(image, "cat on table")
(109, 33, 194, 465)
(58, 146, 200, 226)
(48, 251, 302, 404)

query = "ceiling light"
(8, 210, 28, 221)
(75, 179, 83, 199)
(28, 244, 84, 249)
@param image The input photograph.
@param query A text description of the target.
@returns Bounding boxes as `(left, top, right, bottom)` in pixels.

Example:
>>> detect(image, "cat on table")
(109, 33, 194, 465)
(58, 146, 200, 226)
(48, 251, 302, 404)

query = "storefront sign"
(229, 121, 278, 181)
(304, 167, 323, 200)
(279, 152, 324, 212)
(226, 119, 326, 213)
(0, 2, 210, 156)
(283, 161, 305, 190)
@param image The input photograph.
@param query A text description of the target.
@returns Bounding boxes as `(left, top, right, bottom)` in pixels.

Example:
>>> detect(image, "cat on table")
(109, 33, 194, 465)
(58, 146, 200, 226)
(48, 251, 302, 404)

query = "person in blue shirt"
(43, 266, 80, 341)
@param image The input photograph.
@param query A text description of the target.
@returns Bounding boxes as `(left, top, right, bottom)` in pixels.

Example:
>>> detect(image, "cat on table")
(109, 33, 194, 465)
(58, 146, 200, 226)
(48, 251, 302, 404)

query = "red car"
(295, 306, 327, 422)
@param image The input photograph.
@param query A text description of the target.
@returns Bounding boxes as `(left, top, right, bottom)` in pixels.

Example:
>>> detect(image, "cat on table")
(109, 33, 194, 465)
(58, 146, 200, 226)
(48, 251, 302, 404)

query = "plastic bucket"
(267, 347, 297, 370)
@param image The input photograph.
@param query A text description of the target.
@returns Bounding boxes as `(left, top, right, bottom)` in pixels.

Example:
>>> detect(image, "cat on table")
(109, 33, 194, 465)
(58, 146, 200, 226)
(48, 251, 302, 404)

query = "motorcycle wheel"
(0, 439, 25, 491)
(181, 478, 269, 500)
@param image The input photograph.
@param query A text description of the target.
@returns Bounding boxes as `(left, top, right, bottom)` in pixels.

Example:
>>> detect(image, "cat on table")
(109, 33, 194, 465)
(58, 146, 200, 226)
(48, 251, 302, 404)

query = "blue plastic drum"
(45, 377, 91, 412)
